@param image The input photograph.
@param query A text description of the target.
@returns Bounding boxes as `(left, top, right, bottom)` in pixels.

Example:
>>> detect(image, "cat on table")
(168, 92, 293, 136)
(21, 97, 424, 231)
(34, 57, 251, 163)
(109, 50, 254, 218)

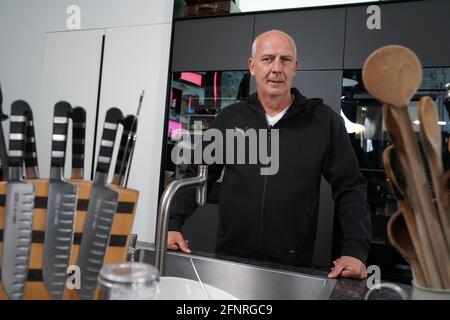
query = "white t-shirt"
(265, 101, 292, 126)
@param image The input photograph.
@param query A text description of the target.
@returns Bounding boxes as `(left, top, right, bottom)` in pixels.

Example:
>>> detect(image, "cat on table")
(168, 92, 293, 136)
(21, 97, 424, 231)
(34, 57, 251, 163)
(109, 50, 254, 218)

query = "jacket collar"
(247, 88, 315, 120)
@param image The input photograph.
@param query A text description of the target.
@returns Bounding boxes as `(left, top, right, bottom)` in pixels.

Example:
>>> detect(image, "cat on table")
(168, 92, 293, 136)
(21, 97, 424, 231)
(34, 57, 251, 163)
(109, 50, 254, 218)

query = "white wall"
(0, 0, 174, 243)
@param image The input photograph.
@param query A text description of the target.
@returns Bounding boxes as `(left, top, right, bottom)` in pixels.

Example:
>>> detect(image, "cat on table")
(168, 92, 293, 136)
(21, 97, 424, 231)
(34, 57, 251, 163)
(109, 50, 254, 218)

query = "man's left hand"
(327, 256, 367, 279)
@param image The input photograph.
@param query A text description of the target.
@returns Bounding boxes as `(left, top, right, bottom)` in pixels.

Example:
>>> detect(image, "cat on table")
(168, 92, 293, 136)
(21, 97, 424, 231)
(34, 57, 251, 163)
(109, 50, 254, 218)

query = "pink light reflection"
(180, 72, 203, 86)
(168, 119, 182, 140)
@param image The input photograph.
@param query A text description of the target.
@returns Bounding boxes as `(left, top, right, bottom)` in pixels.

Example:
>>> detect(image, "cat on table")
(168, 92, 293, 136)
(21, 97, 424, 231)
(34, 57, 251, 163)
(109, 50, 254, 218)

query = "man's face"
(248, 32, 298, 99)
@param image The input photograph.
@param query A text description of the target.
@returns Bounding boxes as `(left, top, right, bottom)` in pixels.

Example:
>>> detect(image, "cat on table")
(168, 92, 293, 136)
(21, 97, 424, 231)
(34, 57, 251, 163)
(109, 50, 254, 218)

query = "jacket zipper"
(258, 125, 271, 253)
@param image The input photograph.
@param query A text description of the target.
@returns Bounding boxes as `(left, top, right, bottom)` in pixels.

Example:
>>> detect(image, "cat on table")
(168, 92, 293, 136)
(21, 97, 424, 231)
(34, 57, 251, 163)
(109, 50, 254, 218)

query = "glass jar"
(97, 262, 160, 300)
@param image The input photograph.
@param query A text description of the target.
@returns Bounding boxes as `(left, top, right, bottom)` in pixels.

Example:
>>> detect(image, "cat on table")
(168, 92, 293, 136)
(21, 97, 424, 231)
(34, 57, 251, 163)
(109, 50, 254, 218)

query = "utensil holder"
(0, 179, 139, 300)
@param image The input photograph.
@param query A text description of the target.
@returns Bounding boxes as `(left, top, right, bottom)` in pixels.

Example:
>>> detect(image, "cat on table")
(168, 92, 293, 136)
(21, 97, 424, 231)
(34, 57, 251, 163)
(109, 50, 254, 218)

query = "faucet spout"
(154, 165, 208, 275)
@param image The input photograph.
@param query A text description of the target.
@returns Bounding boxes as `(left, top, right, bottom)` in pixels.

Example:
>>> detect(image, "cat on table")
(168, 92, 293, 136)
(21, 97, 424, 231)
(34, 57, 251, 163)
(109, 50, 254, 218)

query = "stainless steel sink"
(136, 244, 336, 300)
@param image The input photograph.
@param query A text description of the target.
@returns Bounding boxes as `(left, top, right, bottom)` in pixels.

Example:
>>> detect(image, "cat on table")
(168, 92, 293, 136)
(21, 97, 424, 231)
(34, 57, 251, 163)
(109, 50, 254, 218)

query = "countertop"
(193, 250, 413, 300)
(136, 242, 412, 300)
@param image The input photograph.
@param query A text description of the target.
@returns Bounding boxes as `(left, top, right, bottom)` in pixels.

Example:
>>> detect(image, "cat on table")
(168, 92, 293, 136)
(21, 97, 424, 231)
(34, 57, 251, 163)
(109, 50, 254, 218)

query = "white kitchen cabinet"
(96, 24, 172, 244)
(39, 29, 106, 180)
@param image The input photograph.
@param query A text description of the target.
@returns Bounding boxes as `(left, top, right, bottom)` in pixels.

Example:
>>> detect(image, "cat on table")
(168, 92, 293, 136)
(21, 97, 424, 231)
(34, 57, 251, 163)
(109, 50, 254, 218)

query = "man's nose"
(271, 58, 282, 73)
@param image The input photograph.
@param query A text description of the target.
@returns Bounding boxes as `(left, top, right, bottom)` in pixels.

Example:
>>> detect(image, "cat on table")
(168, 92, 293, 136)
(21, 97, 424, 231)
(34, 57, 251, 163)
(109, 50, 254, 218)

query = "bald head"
(251, 30, 297, 59)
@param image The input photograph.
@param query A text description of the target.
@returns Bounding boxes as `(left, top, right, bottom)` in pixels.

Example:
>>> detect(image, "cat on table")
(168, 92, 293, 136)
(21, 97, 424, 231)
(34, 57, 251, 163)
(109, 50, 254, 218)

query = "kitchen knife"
(76, 107, 123, 299)
(43, 101, 79, 299)
(0, 82, 9, 181)
(24, 107, 39, 179)
(111, 115, 137, 186)
(70, 106, 86, 179)
(1, 100, 36, 300)
(123, 91, 144, 188)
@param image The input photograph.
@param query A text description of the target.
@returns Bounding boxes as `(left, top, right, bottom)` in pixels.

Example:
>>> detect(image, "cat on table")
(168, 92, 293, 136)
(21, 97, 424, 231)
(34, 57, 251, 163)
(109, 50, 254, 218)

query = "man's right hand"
(167, 231, 191, 254)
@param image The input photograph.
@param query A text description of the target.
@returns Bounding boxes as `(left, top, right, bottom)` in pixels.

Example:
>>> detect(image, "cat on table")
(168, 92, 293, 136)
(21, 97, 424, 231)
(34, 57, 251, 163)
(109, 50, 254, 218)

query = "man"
(168, 30, 371, 279)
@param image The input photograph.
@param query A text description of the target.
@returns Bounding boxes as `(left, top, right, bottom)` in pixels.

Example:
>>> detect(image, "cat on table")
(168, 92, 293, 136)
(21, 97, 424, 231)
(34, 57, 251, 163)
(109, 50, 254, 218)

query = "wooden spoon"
(388, 210, 428, 288)
(383, 105, 446, 288)
(384, 145, 431, 287)
(362, 45, 422, 107)
(418, 96, 450, 247)
(363, 45, 450, 288)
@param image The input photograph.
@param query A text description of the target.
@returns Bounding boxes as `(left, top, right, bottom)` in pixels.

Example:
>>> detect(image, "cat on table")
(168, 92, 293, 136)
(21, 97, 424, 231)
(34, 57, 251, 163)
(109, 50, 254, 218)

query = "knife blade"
(70, 106, 86, 179)
(42, 101, 79, 299)
(1, 100, 35, 300)
(76, 107, 123, 299)
(111, 115, 137, 186)
(24, 107, 39, 179)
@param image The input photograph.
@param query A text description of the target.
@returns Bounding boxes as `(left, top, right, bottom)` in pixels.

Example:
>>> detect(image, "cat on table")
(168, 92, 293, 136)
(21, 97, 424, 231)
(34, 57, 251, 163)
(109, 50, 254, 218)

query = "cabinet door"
(345, 0, 450, 68)
(39, 29, 105, 179)
(172, 15, 254, 71)
(97, 24, 172, 244)
(254, 8, 346, 70)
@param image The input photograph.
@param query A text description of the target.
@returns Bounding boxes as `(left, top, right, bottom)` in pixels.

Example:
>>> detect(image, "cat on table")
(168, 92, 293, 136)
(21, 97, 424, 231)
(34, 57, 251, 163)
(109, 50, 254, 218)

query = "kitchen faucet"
(154, 165, 208, 275)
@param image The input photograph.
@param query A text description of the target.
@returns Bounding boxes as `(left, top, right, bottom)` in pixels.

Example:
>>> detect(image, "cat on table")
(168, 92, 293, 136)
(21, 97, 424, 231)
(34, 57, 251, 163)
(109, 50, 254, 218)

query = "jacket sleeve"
(168, 116, 225, 232)
(321, 110, 372, 264)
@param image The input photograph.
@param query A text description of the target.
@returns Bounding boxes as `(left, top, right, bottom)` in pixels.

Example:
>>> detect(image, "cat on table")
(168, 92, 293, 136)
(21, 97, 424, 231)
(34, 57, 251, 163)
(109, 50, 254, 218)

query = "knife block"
(0, 179, 139, 300)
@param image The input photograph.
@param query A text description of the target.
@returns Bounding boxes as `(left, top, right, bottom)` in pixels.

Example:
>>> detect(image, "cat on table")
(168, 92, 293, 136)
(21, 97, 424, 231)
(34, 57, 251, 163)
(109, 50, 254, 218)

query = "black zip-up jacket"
(169, 88, 371, 267)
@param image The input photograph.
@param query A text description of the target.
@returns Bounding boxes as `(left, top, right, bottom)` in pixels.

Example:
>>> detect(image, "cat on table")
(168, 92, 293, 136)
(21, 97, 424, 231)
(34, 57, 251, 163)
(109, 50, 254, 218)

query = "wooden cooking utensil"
(388, 210, 428, 287)
(418, 96, 450, 248)
(383, 145, 433, 287)
(363, 45, 450, 288)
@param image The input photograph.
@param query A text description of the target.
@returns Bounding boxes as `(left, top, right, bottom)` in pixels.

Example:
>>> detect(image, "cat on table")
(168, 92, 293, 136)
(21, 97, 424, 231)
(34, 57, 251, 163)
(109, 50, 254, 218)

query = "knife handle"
(114, 115, 137, 185)
(24, 108, 39, 179)
(50, 101, 72, 168)
(8, 100, 30, 168)
(96, 107, 123, 174)
(0, 81, 8, 119)
(70, 106, 86, 177)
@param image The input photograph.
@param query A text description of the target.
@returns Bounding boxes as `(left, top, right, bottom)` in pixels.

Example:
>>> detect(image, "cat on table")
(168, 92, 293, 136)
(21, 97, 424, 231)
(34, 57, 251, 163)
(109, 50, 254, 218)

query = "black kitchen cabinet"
(172, 15, 254, 71)
(254, 8, 346, 70)
(291, 70, 343, 112)
(344, 0, 450, 69)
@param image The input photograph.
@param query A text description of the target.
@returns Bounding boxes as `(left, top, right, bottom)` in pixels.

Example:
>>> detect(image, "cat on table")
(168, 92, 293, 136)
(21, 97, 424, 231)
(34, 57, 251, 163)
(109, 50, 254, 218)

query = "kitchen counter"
(135, 242, 412, 300)
(188, 250, 412, 300)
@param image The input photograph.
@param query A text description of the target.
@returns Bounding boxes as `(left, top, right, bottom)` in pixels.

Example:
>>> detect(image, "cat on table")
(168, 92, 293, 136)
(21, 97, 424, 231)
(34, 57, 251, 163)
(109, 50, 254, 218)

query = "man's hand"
(327, 256, 367, 279)
(167, 231, 191, 254)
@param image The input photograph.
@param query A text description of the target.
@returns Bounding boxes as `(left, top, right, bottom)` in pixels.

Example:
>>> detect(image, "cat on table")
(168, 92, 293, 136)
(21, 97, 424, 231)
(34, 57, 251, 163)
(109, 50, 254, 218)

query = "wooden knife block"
(0, 179, 139, 300)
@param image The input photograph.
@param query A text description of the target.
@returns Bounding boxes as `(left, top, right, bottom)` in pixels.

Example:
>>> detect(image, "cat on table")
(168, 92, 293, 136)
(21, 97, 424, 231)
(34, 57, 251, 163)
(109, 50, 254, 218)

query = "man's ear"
(294, 59, 299, 75)
(248, 57, 255, 76)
